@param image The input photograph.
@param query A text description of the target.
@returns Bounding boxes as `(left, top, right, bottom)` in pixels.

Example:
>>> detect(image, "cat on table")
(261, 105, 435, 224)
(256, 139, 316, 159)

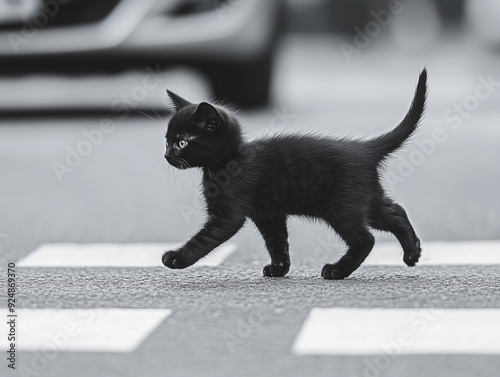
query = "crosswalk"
(5, 240, 500, 356)
(18, 241, 500, 268)
(17, 243, 237, 268)
(292, 308, 500, 355)
(1, 309, 171, 352)
(364, 241, 500, 265)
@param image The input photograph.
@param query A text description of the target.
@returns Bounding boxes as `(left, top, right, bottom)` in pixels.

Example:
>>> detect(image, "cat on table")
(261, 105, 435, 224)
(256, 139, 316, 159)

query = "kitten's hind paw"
(162, 251, 191, 269)
(263, 262, 290, 277)
(403, 240, 422, 267)
(321, 264, 349, 280)
(403, 250, 421, 267)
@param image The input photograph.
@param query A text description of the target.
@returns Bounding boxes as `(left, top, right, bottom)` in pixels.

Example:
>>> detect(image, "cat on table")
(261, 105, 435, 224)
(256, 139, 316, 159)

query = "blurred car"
(0, 0, 283, 107)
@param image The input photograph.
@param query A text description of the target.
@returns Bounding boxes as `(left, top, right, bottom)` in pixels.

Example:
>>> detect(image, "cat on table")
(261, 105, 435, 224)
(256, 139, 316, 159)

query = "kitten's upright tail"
(368, 69, 428, 163)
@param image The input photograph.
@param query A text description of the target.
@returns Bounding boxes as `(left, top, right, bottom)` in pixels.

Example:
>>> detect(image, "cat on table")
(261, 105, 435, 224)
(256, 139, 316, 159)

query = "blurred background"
(0, 0, 499, 254)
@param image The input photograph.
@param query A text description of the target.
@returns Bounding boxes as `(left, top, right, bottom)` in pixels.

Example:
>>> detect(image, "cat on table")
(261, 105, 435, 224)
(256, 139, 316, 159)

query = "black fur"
(162, 69, 427, 279)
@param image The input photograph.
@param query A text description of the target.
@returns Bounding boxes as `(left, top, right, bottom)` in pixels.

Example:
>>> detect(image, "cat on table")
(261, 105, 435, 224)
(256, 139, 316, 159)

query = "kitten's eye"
(177, 140, 188, 149)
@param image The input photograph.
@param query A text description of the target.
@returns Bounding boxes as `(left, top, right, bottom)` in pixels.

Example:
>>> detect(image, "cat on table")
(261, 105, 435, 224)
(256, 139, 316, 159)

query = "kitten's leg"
(322, 217, 375, 280)
(162, 215, 245, 269)
(253, 216, 290, 277)
(369, 196, 421, 267)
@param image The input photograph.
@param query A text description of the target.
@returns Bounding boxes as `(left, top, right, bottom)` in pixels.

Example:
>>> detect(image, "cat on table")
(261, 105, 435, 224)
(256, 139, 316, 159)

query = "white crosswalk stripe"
(366, 241, 500, 265)
(16, 241, 500, 268)
(1, 309, 171, 352)
(17, 243, 237, 268)
(292, 308, 500, 355)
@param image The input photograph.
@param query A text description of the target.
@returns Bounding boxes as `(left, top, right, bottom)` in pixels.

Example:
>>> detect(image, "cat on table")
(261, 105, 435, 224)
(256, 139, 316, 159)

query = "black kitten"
(162, 69, 427, 279)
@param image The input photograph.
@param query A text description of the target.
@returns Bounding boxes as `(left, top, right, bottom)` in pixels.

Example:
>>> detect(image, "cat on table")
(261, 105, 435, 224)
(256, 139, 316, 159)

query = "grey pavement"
(8, 265, 500, 377)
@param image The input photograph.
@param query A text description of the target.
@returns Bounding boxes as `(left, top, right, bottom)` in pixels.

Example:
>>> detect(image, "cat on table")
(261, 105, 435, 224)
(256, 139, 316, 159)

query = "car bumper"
(0, 0, 279, 59)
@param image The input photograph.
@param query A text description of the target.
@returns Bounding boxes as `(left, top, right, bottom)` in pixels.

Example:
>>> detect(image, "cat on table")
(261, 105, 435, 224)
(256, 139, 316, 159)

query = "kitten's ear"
(166, 90, 192, 111)
(191, 102, 222, 133)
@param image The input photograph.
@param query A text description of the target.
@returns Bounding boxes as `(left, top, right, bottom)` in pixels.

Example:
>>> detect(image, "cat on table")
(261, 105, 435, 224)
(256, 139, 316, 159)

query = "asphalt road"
(5, 265, 500, 377)
(1, 34, 500, 377)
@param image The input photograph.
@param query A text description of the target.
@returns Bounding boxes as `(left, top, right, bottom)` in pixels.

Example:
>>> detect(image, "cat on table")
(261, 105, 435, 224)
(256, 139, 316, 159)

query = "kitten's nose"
(165, 146, 173, 160)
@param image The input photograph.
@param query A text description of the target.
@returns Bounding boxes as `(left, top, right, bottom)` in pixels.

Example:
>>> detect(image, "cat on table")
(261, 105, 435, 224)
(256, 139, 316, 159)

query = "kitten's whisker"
(138, 110, 167, 134)
(137, 110, 157, 123)
(164, 165, 169, 180)
(170, 165, 177, 184)
(152, 108, 168, 132)
(176, 158, 197, 183)
(177, 158, 191, 169)
(153, 156, 166, 165)
(144, 152, 165, 158)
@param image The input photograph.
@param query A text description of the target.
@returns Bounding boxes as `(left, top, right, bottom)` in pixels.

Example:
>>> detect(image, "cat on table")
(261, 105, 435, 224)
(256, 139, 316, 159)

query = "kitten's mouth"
(166, 157, 190, 170)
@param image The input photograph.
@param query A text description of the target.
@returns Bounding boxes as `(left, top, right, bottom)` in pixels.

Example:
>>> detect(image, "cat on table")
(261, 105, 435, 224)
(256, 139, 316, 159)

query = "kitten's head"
(164, 90, 243, 170)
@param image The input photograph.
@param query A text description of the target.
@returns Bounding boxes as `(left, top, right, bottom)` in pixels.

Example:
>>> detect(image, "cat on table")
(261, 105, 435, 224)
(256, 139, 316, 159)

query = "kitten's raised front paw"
(263, 262, 289, 277)
(162, 251, 191, 269)
(321, 264, 350, 280)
